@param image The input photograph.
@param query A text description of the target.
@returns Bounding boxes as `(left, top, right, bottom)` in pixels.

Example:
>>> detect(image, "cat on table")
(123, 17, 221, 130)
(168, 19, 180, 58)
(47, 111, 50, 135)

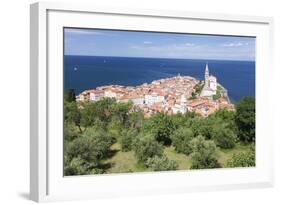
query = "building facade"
(200, 63, 217, 97)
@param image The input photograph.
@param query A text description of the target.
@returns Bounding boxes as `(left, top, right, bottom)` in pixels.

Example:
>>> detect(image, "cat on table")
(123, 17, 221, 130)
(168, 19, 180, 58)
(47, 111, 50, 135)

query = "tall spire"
(205, 63, 209, 86)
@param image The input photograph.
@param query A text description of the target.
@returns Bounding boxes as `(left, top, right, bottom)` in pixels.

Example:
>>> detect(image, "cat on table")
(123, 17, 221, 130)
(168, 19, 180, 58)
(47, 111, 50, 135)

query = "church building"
(200, 63, 217, 98)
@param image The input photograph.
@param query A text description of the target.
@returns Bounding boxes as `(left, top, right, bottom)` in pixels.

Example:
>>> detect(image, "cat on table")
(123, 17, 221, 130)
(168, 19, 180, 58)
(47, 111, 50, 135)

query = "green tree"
(81, 128, 115, 159)
(64, 89, 76, 102)
(112, 101, 133, 126)
(133, 135, 164, 163)
(209, 108, 237, 133)
(65, 136, 99, 172)
(120, 128, 138, 151)
(190, 135, 221, 169)
(64, 122, 80, 141)
(235, 97, 255, 142)
(145, 155, 179, 171)
(211, 124, 237, 149)
(64, 157, 103, 176)
(127, 109, 144, 129)
(79, 102, 97, 127)
(227, 145, 255, 167)
(64, 128, 115, 175)
(211, 108, 235, 122)
(191, 117, 214, 140)
(64, 157, 88, 176)
(145, 112, 176, 145)
(80, 98, 116, 127)
(170, 113, 186, 128)
(171, 127, 194, 155)
(64, 101, 82, 132)
(107, 115, 123, 137)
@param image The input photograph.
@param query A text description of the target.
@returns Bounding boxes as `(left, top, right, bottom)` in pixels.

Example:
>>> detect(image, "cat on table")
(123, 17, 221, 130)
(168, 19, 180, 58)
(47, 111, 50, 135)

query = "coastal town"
(76, 64, 234, 117)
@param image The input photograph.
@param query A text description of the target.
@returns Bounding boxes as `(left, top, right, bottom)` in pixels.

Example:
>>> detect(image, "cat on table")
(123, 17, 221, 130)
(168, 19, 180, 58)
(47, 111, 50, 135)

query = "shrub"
(145, 112, 176, 145)
(127, 109, 144, 129)
(64, 101, 82, 132)
(65, 136, 99, 167)
(212, 90, 221, 100)
(145, 155, 179, 171)
(227, 145, 255, 167)
(64, 122, 80, 142)
(64, 157, 88, 176)
(211, 124, 237, 149)
(171, 128, 194, 155)
(80, 98, 117, 127)
(112, 101, 133, 125)
(64, 157, 104, 176)
(64, 128, 115, 176)
(107, 115, 123, 137)
(190, 135, 221, 169)
(81, 128, 115, 159)
(133, 136, 164, 163)
(120, 129, 138, 151)
(191, 118, 214, 140)
(235, 97, 255, 142)
(64, 89, 76, 102)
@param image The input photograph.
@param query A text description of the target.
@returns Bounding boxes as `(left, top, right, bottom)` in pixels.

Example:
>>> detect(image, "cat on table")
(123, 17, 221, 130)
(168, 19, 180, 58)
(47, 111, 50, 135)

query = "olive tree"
(145, 155, 178, 171)
(132, 135, 164, 163)
(171, 127, 194, 155)
(64, 128, 115, 175)
(120, 128, 138, 152)
(227, 144, 255, 167)
(145, 112, 176, 145)
(211, 124, 237, 149)
(235, 97, 255, 142)
(190, 135, 220, 169)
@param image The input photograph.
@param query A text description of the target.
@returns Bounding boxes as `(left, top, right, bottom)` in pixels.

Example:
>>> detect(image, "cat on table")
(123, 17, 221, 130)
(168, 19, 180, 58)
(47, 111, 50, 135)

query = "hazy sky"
(64, 28, 255, 61)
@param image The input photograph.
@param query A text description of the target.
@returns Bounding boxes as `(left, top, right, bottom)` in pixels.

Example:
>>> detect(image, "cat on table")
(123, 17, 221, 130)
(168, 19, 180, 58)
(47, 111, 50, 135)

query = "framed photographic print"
(30, 2, 274, 202)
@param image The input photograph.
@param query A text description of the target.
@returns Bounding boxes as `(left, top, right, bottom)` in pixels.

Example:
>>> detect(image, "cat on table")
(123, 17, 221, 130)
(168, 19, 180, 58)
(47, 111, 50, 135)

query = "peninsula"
(76, 64, 234, 117)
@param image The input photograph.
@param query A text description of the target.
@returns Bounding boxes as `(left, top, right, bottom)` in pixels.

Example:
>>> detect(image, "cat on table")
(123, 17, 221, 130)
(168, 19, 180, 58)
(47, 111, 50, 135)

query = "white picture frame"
(30, 1, 274, 202)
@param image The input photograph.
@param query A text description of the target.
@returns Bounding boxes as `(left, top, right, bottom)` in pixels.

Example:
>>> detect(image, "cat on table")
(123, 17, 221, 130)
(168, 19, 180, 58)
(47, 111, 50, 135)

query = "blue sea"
(64, 55, 255, 103)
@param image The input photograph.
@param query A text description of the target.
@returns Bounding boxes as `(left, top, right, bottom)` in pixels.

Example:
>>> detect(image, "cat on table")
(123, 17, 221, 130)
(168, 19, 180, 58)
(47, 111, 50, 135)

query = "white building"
(89, 90, 105, 101)
(179, 94, 188, 113)
(77, 92, 88, 102)
(172, 104, 181, 114)
(145, 92, 166, 105)
(209, 75, 217, 91)
(119, 95, 145, 106)
(104, 89, 117, 98)
(132, 97, 145, 106)
(200, 63, 217, 97)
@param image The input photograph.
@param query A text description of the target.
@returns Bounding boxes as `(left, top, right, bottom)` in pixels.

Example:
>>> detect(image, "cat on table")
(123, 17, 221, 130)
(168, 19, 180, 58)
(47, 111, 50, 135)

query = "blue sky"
(64, 28, 255, 61)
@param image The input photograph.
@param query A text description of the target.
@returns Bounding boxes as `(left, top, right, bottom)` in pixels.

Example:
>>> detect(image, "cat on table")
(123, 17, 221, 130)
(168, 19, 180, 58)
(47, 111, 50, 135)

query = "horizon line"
(64, 54, 255, 62)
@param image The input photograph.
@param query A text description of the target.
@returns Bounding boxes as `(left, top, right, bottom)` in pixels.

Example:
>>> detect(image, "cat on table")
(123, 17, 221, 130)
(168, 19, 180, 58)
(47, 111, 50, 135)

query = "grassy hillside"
(102, 142, 252, 174)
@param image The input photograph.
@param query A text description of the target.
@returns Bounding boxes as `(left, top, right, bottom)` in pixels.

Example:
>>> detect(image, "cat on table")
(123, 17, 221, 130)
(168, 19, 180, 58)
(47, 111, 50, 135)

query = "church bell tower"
(205, 63, 209, 87)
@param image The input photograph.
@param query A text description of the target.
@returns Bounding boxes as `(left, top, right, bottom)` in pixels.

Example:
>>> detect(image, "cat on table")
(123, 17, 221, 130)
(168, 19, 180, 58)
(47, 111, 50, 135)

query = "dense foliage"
(120, 128, 138, 151)
(63, 91, 256, 175)
(189, 81, 204, 100)
(146, 155, 179, 171)
(64, 128, 115, 175)
(64, 89, 76, 102)
(190, 135, 221, 169)
(132, 136, 164, 163)
(227, 144, 255, 167)
(171, 127, 194, 155)
(235, 97, 255, 142)
(144, 112, 176, 145)
(211, 124, 237, 149)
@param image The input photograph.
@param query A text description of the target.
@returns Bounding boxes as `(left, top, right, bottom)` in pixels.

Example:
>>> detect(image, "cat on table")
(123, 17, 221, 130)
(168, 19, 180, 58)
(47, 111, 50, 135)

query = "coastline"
(76, 72, 234, 117)
(64, 56, 255, 102)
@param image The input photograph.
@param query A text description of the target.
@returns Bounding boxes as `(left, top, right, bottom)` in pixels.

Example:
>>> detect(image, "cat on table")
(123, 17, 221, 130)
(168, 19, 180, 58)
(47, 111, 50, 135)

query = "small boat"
(74, 67, 78, 71)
